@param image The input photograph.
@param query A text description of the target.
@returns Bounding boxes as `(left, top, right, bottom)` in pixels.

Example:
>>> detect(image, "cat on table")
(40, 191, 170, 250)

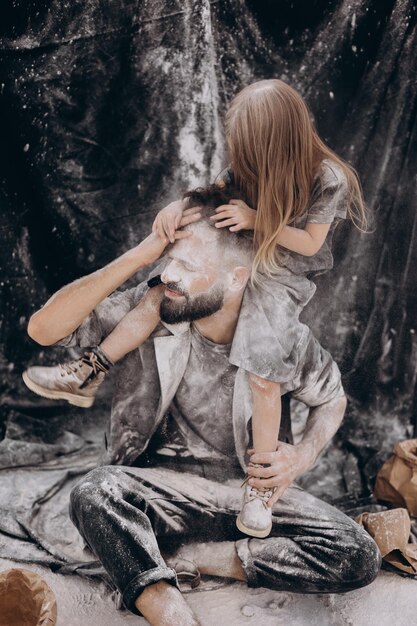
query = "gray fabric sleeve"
(307, 161, 349, 224)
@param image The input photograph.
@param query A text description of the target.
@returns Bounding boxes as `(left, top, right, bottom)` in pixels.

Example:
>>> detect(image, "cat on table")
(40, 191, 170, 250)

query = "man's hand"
(145, 207, 202, 263)
(247, 441, 315, 507)
(152, 200, 202, 243)
(210, 199, 256, 232)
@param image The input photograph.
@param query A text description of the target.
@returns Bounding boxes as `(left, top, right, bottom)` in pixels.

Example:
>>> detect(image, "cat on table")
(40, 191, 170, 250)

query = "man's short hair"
(183, 183, 254, 267)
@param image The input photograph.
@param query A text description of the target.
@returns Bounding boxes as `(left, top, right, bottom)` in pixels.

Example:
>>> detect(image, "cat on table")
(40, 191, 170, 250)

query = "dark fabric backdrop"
(1, 0, 417, 500)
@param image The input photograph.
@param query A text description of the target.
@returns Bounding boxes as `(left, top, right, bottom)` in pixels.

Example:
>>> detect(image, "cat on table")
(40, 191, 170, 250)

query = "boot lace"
(60, 352, 109, 387)
(241, 474, 273, 508)
(81, 351, 109, 375)
(60, 360, 84, 375)
(248, 485, 273, 508)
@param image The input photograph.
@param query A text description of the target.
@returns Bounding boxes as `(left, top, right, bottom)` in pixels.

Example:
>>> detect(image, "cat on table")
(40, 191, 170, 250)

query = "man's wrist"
(133, 239, 152, 263)
(294, 440, 317, 473)
(124, 245, 149, 270)
(133, 234, 165, 267)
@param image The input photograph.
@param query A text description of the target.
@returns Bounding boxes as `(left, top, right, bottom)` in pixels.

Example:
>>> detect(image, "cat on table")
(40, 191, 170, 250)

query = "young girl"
(23, 79, 366, 538)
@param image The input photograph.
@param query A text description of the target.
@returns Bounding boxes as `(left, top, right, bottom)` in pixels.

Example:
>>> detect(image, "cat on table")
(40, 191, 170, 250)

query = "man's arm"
(28, 209, 201, 346)
(247, 394, 347, 506)
(293, 395, 347, 469)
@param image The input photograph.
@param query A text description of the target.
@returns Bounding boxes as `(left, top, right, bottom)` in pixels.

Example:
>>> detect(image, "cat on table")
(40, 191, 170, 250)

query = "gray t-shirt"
(280, 159, 348, 276)
(153, 324, 239, 463)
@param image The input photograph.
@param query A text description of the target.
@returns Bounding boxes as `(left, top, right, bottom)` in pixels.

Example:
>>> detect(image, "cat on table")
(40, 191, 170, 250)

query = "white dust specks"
(241, 604, 255, 617)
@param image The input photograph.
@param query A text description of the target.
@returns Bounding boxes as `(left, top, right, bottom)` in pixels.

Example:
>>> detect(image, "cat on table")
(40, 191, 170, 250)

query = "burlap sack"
(0, 568, 57, 626)
(374, 438, 417, 515)
(356, 508, 417, 575)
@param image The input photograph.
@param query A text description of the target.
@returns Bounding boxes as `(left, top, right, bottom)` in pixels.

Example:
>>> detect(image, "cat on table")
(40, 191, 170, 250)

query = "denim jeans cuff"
(122, 566, 179, 614)
(235, 538, 259, 587)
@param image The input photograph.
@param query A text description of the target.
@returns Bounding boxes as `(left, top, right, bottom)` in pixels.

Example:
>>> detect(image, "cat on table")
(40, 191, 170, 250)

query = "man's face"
(159, 225, 227, 324)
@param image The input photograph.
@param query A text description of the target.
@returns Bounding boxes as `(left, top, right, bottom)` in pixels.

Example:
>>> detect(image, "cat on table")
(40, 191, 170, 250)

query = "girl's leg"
(249, 373, 281, 453)
(100, 285, 163, 362)
(236, 373, 281, 538)
(22, 285, 165, 408)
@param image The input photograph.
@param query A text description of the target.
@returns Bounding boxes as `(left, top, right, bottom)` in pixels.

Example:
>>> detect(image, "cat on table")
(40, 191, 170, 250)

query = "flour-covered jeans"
(69, 460, 381, 615)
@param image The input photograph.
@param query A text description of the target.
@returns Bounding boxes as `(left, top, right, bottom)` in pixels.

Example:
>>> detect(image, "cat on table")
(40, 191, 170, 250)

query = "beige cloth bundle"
(374, 438, 417, 515)
(0, 568, 57, 626)
(356, 508, 417, 574)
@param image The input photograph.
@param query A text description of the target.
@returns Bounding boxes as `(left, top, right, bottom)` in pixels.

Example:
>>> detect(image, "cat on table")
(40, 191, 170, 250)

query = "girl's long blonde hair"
(224, 79, 367, 276)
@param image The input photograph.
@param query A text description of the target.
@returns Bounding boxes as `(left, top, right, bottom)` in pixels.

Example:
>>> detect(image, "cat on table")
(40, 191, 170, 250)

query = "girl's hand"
(144, 208, 202, 263)
(210, 199, 256, 232)
(152, 200, 202, 243)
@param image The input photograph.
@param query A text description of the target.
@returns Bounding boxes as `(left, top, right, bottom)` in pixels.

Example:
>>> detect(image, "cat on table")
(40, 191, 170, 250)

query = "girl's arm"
(211, 200, 331, 257)
(276, 222, 331, 257)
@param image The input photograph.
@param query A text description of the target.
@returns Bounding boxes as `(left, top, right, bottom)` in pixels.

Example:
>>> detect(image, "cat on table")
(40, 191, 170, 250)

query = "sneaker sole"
(22, 371, 95, 408)
(236, 515, 272, 538)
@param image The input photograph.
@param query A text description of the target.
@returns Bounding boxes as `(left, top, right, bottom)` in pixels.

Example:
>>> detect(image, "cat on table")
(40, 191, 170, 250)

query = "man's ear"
(230, 266, 250, 291)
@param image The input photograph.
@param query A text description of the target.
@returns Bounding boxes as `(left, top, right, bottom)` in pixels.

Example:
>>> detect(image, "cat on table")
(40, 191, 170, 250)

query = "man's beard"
(159, 282, 225, 324)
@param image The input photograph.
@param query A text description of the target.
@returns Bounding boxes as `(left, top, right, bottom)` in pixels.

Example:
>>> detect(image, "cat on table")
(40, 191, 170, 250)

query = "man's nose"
(161, 260, 179, 284)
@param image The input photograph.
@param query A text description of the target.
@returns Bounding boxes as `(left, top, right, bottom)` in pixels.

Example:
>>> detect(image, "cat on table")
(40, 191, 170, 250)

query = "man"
(26, 187, 381, 626)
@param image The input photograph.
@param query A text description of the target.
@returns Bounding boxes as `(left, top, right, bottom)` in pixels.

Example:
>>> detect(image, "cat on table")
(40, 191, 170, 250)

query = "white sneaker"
(236, 471, 274, 538)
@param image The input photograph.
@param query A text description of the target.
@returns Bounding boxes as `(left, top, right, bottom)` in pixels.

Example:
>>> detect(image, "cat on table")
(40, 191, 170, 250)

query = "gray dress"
(222, 159, 349, 382)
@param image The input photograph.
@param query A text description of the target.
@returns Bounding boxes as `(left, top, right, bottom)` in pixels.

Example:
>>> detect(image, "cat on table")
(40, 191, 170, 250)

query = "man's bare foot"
(166, 541, 247, 582)
(134, 580, 200, 626)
